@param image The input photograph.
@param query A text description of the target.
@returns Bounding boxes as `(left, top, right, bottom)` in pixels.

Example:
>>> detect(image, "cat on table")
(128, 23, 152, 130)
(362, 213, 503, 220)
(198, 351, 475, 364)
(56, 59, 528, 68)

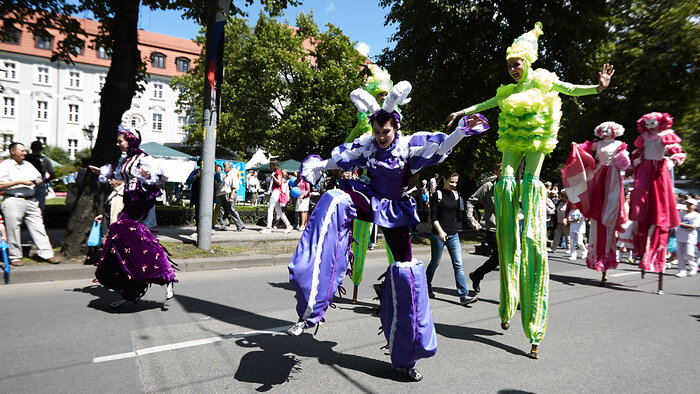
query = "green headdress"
(364, 64, 393, 98)
(506, 22, 543, 64)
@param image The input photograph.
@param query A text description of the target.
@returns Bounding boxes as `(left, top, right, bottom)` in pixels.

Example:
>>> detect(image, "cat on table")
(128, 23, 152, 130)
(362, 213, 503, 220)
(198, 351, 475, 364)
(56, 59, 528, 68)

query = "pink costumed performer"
(562, 122, 630, 285)
(628, 112, 685, 292)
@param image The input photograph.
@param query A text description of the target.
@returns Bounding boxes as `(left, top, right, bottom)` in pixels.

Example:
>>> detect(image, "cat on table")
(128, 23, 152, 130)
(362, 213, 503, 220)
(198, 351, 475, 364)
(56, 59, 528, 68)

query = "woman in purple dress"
(90, 125, 177, 307)
(286, 81, 489, 381)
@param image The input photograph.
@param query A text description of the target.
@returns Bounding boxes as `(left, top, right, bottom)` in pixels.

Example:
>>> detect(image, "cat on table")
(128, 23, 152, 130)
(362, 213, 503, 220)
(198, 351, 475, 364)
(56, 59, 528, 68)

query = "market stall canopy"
(140, 142, 196, 183)
(141, 142, 194, 159)
(250, 159, 301, 172)
(245, 148, 270, 169)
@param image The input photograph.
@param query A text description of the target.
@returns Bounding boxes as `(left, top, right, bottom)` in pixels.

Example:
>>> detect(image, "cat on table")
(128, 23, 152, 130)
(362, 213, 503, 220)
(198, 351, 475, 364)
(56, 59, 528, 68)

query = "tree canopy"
(377, 0, 699, 181)
(1, 0, 301, 257)
(172, 12, 367, 160)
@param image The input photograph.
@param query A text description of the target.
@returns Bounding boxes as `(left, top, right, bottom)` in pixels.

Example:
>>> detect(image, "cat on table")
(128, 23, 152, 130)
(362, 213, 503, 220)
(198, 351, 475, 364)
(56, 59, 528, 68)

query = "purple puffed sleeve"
(407, 113, 489, 172)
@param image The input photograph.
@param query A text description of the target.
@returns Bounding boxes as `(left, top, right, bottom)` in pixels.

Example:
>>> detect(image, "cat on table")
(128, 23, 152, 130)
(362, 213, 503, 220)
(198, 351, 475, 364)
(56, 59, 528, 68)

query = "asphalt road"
(1, 250, 698, 393)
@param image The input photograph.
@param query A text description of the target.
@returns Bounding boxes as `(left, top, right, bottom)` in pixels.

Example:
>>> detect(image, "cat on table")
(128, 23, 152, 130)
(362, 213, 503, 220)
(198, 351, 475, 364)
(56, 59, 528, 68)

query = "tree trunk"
(60, 0, 142, 258)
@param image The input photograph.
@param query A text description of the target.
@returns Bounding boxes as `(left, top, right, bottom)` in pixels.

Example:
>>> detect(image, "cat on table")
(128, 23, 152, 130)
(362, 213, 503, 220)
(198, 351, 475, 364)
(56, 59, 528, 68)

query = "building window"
(2, 134, 14, 150)
(151, 53, 165, 69)
(1, 61, 17, 80)
(176, 58, 190, 72)
(68, 103, 79, 123)
(152, 113, 163, 131)
(177, 116, 187, 134)
(153, 83, 163, 99)
(37, 66, 50, 84)
(37, 100, 48, 120)
(68, 71, 81, 88)
(67, 139, 78, 159)
(36, 136, 47, 145)
(130, 118, 137, 128)
(72, 41, 84, 56)
(97, 46, 111, 60)
(34, 35, 52, 50)
(2, 97, 15, 117)
(1, 26, 20, 44)
(98, 75, 106, 90)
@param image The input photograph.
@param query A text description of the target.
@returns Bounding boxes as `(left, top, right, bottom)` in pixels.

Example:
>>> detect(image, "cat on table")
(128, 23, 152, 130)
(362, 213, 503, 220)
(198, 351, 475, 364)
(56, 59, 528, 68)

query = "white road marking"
(92, 325, 290, 363)
(610, 271, 641, 278)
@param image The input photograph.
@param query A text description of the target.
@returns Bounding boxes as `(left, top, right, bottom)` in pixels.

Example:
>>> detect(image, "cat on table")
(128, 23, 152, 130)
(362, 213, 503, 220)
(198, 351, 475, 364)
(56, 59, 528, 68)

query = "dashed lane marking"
(92, 325, 290, 363)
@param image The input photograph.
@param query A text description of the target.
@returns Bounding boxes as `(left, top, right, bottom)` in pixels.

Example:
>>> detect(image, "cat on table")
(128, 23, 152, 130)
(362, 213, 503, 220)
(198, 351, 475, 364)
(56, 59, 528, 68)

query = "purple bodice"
(365, 142, 409, 200)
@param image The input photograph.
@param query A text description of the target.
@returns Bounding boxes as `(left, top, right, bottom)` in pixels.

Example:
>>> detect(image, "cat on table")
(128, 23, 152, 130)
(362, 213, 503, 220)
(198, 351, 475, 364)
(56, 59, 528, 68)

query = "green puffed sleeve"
(464, 96, 499, 115)
(551, 81, 598, 97)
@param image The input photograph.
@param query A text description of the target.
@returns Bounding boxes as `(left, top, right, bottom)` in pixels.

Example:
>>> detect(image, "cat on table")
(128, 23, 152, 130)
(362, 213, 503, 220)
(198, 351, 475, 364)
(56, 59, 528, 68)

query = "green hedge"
(43, 203, 297, 227)
(44, 200, 428, 228)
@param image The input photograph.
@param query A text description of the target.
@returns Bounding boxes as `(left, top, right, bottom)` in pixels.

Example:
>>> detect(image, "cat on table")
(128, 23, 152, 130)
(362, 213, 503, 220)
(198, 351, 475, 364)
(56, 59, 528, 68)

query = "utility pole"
(198, 0, 229, 249)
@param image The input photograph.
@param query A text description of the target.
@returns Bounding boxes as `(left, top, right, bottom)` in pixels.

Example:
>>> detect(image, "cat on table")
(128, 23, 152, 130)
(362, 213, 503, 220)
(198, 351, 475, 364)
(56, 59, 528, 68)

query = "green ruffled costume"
(463, 23, 599, 347)
(466, 69, 597, 155)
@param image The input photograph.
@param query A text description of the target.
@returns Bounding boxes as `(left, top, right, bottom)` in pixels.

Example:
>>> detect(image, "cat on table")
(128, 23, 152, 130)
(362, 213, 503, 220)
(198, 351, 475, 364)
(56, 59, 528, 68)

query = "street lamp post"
(82, 123, 95, 148)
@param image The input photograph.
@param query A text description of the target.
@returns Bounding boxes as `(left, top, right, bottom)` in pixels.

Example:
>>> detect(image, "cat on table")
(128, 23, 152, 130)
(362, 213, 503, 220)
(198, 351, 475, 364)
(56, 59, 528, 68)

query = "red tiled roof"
(0, 16, 201, 77)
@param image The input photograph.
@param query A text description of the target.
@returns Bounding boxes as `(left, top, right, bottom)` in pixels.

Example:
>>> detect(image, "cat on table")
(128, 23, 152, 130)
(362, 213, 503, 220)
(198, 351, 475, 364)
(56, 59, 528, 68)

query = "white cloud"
(355, 42, 370, 57)
(325, 2, 336, 12)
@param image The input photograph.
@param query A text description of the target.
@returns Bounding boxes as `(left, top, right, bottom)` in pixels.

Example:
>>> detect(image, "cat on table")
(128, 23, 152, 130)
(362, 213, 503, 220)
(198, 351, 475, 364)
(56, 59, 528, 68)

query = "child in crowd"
(550, 190, 571, 253)
(568, 207, 587, 261)
(675, 198, 699, 277)
(617, 191, 635, 264)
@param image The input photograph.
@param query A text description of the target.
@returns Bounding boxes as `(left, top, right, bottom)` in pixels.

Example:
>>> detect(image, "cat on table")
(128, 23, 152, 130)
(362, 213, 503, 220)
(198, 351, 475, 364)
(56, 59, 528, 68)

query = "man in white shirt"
(248, 171, 261, 205)
(675, 198, 699, 277)
(0, 142, 59, 266)
(217, 162, 245, 231)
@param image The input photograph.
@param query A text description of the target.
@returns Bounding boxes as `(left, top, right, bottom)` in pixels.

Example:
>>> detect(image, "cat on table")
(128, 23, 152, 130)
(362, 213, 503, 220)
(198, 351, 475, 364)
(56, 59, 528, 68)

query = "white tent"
(245, 148, 270, 169)
(141, 142, 196, 183)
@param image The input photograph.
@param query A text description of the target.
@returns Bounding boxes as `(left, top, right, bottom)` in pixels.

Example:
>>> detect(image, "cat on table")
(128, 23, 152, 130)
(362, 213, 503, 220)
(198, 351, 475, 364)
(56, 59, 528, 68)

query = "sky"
(134, 0, 397, 60)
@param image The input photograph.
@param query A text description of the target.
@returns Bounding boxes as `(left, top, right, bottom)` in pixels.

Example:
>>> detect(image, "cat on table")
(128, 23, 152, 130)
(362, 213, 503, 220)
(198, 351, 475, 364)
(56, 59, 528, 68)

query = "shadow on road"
(434, 322, 528, 357)
(72, 284, 166, 313)
(549, 273, 645, 293)
(335, 298, 380, 316)
(267, 281, 294, 291)
(172, 293, 411, 390)
(234, 333, 407, 391)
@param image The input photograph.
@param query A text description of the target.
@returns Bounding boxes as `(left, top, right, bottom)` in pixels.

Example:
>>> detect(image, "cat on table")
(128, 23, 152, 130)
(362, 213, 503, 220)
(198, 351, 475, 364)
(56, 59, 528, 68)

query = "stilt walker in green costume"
(347, 65, 397, 302)
(446, 22, 614, 359)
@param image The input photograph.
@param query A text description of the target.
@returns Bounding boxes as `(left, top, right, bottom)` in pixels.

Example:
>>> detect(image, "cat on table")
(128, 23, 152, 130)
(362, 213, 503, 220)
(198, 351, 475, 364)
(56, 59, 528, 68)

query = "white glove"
(383, 80, 412, 114)
(350, 88, 381, 114)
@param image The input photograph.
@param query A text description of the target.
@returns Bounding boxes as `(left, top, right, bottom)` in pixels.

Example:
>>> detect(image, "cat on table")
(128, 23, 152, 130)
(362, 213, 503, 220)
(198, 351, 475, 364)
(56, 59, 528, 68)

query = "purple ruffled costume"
(95, 152, 177, 301)
(288, 116, 488, 368)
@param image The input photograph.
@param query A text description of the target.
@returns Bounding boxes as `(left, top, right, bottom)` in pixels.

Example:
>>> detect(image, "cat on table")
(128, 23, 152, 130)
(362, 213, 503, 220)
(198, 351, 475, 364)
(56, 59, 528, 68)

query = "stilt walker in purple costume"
(90, 125, 177, 308)
(285, 81, 489, 381)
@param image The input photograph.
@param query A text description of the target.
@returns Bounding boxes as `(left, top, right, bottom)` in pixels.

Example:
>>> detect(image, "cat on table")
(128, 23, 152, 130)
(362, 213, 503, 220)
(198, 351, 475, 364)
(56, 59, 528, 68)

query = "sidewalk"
(8, 223, 480, 284)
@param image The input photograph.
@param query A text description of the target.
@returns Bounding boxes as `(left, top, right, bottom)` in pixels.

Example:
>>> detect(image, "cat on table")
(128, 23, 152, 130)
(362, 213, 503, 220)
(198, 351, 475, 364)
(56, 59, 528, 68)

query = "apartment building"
(0, 17, 200, 158)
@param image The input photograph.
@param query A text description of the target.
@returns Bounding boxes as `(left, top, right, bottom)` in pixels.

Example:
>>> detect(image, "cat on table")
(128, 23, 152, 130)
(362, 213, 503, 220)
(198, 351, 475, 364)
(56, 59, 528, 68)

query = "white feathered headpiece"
(350, 81, 412, 119)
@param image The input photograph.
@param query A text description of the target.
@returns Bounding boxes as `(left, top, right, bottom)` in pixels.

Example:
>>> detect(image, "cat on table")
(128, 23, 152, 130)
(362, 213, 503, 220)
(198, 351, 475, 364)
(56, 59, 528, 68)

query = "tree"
(2, 0, 300, 257)
(172, 11, 367, 160)
(589, 0, 700, 180)
(377, 0, 698, 182)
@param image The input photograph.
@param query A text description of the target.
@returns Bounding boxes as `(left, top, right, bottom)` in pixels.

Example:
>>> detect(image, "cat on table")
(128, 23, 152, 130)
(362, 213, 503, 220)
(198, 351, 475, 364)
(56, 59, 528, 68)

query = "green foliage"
(378, 0, 699, 181)
(73, 147, 91, 166)
(42, 145, 71, 165)
(589, 0, 700, 180)
(172, 11, 367, 160)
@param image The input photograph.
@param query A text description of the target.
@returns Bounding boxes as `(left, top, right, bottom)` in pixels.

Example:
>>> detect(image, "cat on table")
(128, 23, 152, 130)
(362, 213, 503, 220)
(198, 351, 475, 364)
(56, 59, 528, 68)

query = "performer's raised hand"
(445, 110, 464, 130)
(596, 63, 614, 92)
